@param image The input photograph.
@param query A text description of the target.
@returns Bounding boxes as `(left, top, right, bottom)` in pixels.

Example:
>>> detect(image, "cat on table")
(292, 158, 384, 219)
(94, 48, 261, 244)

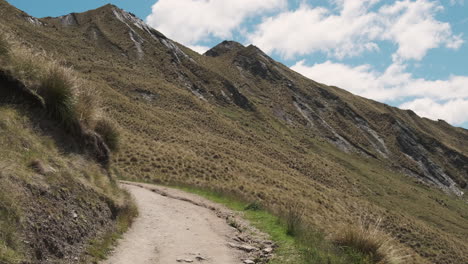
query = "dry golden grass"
(283, 201, 306, 237)
(0, 103, 133, 263)
(0, 5, 466, 263)
(75, 79, 101, 128)
(0, 30, 130, 262)
(0, 32, 116, 150)
(333, 216, 409, 264)
(39, 64, 78, 129)
(0, 34, 9, 57)
(95, 118, 120, 151)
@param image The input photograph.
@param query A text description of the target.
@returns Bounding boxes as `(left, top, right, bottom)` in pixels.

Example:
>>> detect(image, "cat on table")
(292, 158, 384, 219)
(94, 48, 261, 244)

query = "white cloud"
(449, 0, 465, 5)
(291, 60, 468, 125)
(144, 0, 467, 126)
(400, 98, 468, 125)
(248, 1, 381, 60)
(146, 0, 286, 45)
(379, 0, 464, 61)
(248, 0, 463, 61)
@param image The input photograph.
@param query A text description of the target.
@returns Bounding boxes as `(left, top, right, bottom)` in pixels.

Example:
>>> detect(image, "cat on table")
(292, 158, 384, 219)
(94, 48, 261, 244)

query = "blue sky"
(8, 0, 468, 128)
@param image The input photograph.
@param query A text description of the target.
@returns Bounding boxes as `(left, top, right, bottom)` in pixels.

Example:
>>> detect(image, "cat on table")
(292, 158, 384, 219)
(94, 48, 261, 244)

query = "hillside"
(0, 1, 467, 263)
(0, 14, 136, 263)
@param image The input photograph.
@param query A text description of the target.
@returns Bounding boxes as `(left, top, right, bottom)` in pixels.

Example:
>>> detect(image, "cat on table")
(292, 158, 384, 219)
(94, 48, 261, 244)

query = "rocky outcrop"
(222, 81, 254, 111)
(394, 120, 465, 195)
(233, 46, 284, 81)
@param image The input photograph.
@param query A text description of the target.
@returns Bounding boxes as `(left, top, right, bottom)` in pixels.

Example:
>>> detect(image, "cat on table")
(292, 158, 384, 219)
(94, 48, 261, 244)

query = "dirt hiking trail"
(102, 182, 274, 264)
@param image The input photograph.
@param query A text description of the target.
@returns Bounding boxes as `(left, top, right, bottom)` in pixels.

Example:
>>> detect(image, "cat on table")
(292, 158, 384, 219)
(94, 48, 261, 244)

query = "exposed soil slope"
(104, 182, 272, 264)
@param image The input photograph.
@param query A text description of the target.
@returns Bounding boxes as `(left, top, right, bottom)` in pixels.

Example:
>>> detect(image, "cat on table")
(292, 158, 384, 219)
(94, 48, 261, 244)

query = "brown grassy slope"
(0, 16, 135, 264)
(1, 1, 467, 263)
(0, 104, 130, 264)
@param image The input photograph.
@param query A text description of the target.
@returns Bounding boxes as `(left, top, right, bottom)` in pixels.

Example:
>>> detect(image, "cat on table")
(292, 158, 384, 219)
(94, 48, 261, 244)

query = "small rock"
(195, 256, 207, 261)
(243, 260, 255, 264)
(228, 242, 258, 252)
(263, 247, 273, 254)
(176, 259, 193, 263)
(236, 235, 247, 242)
(238, 244, 258, 252)
(228, 242, 238, 248)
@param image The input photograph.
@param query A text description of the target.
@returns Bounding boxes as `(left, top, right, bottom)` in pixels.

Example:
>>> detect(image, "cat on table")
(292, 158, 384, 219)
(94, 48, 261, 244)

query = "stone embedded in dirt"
(228, 242, 237, 248)
(195, 256, 207, 261)
(228, 242, 258, 252)
(262, 247, 273, 254)
(239, 244, 258, 252)
(235, 235, 247, 242)
(243, 260, 255, 264)
(176, 258, 194, 263)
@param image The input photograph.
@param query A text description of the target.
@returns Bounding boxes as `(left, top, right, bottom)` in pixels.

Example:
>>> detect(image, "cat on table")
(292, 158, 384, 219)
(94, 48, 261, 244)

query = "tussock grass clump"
(75, 82, 100, 128)
(283, 201, 305, 237)
(333, 217, 408, 264)
(0, 33, 118, 159)
(244, 201, 262, 211)
(4, 45, 47, 87)
(39, 65, 78, 130)
(95, 118, 120, 151)
(0, 32, 101, 133)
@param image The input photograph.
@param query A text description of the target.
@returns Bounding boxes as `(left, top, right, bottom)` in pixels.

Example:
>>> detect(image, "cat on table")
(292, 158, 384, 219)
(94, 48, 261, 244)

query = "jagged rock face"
(233, 46, 284, 81)
(58, 13, 78, 26)
(394, 121, 463, 195)
(222, 81, 254, 111)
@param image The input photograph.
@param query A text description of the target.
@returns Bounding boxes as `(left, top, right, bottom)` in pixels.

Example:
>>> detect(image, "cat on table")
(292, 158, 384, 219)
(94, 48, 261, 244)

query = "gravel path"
(102, 182, 258, 264)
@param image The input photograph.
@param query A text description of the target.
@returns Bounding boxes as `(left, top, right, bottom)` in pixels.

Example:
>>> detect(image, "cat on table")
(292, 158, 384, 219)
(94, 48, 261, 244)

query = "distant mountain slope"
(1, 1, 467, 263)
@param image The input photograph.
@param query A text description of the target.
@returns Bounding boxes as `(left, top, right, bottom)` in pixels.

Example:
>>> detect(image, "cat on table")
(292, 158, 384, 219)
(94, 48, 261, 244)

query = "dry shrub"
(333, 217, 409, 264)
(95, 118, 120, 152)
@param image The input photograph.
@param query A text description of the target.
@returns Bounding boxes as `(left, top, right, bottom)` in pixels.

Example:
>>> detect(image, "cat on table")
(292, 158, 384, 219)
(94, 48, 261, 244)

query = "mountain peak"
(204, 40, 245, 57)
